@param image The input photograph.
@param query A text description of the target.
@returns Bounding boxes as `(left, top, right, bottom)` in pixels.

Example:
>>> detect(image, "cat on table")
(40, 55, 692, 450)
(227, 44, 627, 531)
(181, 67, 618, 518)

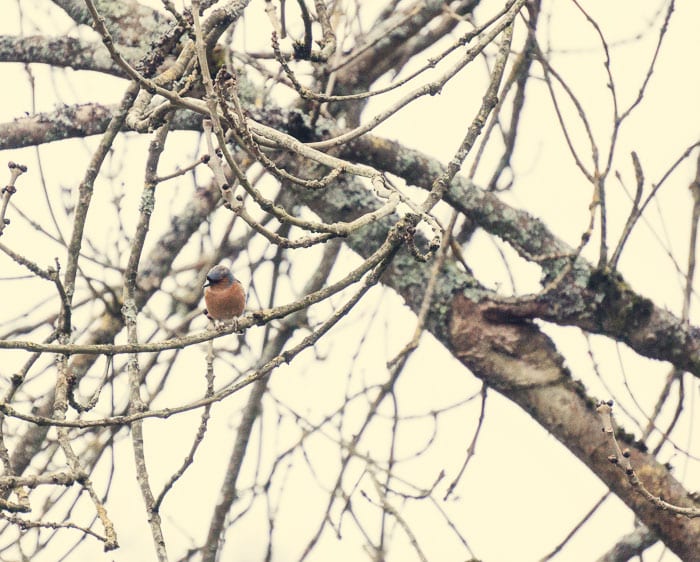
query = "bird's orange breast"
(204, 281, 246, 320)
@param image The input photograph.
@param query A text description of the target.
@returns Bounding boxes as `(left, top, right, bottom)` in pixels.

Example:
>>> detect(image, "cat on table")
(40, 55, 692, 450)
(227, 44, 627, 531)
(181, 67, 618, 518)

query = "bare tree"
(0, 1, 698, 561)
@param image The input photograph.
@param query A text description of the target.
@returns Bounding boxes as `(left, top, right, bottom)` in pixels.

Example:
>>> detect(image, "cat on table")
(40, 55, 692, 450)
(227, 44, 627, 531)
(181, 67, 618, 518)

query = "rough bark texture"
(1, 1, 698, 559)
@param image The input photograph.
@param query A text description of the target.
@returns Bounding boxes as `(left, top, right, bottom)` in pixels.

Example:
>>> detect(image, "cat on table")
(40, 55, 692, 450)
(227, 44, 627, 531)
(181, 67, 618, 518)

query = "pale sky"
(0, 1, 698, 561)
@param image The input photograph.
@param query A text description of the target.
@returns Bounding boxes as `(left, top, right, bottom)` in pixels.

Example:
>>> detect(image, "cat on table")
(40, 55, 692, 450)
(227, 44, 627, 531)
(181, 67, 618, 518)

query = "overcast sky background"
(0, 1, 699, 561)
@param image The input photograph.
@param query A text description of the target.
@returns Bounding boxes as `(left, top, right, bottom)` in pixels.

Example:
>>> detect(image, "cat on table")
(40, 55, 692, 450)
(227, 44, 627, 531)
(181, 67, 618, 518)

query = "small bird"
(203, 265, 246, 326)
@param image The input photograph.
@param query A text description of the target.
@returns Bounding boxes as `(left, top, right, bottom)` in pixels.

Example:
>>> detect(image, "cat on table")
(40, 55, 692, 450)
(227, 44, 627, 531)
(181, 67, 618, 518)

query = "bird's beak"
(203, 278, 211, 288)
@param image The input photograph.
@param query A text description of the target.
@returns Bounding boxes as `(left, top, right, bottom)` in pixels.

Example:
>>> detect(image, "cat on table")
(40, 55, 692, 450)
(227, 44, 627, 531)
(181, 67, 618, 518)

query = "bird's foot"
(228, 317, 241, 333)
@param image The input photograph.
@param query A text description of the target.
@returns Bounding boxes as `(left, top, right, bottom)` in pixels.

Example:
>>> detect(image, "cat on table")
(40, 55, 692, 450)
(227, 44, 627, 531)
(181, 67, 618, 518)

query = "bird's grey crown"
(206, 264, 233, 284)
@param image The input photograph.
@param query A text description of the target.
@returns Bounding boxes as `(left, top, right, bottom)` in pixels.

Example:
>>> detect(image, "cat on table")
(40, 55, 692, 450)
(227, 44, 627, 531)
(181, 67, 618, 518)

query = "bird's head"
(203, 265, 234, 288)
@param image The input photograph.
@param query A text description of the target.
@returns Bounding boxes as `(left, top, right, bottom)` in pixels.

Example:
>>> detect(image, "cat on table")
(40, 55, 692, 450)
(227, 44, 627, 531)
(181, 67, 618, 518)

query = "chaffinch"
(203, 265, 246, 324)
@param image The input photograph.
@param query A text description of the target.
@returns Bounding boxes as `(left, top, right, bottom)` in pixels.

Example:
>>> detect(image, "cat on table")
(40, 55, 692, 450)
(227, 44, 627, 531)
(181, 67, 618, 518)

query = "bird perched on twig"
(203, 264, 246, 327)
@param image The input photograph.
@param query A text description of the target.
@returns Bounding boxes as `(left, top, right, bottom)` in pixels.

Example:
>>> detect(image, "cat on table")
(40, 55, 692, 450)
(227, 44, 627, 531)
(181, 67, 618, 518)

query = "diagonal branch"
(292, 154, 700, 561)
